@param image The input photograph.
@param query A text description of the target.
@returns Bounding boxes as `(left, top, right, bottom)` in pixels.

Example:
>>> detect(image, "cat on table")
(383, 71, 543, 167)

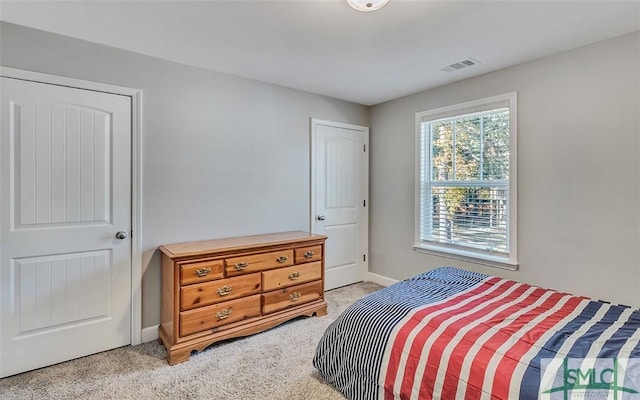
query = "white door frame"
(0, 66, 143, 345)
(310, 118, 369, 285)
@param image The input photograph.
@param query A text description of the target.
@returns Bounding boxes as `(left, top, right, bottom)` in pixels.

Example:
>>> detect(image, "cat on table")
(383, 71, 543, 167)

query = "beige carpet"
(0, 281, 383, 400)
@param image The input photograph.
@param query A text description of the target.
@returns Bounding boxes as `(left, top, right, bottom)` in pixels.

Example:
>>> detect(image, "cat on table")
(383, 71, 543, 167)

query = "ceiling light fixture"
(346, 0, 389, 12)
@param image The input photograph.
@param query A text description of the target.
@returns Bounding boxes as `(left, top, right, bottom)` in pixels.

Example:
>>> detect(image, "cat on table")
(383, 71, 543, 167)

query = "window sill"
(412, 244, 519, 271)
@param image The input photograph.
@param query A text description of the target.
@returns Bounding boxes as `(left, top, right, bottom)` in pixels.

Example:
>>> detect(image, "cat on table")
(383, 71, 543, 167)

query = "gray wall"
(2, 20, 638, 334)
(0, 22, 369, 329)
(369, 31, 640, 308)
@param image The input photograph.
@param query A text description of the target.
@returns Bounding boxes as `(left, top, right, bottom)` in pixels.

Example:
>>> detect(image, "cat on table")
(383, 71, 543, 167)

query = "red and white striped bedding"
(314, 267, 640, 400)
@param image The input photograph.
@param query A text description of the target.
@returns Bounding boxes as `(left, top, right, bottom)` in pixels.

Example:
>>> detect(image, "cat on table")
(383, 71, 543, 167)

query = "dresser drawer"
(262, 280, 323, 315)
(294, 245, 322, 264)
(180, 294, 261, 336)
(180, 273, 261, 311)
(225, 249, 294, 276)
(262, 261, 322, 292)
(180, 259, 224, 285)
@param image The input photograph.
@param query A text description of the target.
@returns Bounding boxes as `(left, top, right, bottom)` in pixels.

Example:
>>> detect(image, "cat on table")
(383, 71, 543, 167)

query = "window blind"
(418, 105, 511, 256)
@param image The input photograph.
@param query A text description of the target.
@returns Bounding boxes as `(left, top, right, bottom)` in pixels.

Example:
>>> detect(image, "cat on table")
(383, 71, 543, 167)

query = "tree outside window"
(416, 93, 517, 266)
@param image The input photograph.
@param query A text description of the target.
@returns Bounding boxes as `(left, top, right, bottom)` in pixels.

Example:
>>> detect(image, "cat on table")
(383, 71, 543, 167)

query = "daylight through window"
(415, 93, 517, 266)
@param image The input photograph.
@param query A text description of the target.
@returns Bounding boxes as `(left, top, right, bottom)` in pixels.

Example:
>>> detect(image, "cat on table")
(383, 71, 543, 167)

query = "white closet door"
(0, 77, 132, 377)
(312, 120, 368, 290)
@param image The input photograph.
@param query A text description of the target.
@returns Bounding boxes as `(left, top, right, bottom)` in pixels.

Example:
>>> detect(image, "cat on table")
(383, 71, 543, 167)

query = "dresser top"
(159, 231, 327, 259)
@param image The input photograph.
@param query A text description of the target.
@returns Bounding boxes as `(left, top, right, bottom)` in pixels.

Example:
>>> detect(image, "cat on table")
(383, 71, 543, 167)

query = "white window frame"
(413, 92, 518, 270)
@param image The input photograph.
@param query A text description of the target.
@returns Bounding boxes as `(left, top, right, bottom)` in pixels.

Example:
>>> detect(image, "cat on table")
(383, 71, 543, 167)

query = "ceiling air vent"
(441, 58, 480, 72)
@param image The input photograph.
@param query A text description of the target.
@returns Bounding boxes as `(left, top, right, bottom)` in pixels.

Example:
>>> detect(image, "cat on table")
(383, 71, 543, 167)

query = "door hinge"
(363, 199, 366, 207)
(363, 254, 366, 262)
(364, 144, 366, 152)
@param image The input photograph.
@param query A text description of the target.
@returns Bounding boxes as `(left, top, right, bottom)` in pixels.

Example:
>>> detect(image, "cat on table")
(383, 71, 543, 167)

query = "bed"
(313, 267, 640, 399)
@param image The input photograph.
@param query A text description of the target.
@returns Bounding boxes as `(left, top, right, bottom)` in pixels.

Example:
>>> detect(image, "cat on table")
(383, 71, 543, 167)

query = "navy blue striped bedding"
(313, 267, 640, 400)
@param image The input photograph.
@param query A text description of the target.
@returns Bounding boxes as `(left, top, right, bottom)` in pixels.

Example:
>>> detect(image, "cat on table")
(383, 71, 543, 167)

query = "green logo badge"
(541, 358, 639, 400)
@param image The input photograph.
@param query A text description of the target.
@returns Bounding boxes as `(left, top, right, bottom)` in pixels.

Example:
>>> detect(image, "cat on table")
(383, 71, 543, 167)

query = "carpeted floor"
(0, 281, 383, 400)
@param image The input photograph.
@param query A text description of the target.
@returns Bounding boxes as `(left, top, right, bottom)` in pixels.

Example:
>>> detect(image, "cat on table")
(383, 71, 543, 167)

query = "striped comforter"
(313, 267, 640, 400)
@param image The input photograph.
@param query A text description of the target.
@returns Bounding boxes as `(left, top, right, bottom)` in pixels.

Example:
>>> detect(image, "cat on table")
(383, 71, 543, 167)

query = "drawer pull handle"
(195, 267, 211, 277)
(304, 251, 315, 258)
(289, 292, 301, 302)
(217, 285, 233, 296)
(234, 262, 248, 271)
(276, 255, 289, 263)
(288, 272, 300, 280)
(216, 308, 233, 320)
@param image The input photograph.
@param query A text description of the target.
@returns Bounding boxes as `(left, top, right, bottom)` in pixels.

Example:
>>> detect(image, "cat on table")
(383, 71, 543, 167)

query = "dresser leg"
(167, 348, 192, 365)
(314, 304, 328, 317)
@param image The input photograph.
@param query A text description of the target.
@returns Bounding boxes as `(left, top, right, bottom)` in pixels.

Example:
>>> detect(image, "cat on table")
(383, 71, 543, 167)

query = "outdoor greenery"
(423, 108, 510, 252)
(431, 109, 509, 181)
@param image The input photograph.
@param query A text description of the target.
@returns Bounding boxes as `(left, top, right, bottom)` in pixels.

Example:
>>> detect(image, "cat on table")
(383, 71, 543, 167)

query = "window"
(414, 93, 517, 268)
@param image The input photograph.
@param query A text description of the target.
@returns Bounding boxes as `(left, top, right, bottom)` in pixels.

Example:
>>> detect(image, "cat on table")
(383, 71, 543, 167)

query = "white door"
(311, 119, 368, 290)
(0, 77, 132, 377)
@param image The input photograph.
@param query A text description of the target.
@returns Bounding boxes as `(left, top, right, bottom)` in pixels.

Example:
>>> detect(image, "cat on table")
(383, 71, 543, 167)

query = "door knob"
(317, 215, 326, 221)
(115, 231, 128, 240)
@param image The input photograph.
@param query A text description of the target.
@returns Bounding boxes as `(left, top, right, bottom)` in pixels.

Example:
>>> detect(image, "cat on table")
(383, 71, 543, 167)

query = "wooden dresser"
(158, 231, 328, 365)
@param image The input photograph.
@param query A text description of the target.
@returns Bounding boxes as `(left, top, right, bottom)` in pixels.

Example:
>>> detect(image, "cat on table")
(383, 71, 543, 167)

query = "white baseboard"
(366, 272, 398, 287)
(141, 325, 159, 343)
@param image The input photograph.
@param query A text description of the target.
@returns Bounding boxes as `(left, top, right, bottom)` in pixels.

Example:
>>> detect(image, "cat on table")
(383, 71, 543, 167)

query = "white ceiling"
(1, 0, 639, 106)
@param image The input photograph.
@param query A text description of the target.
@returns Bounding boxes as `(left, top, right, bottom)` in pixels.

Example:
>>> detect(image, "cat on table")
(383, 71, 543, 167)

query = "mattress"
(313, 267, 640, 399)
